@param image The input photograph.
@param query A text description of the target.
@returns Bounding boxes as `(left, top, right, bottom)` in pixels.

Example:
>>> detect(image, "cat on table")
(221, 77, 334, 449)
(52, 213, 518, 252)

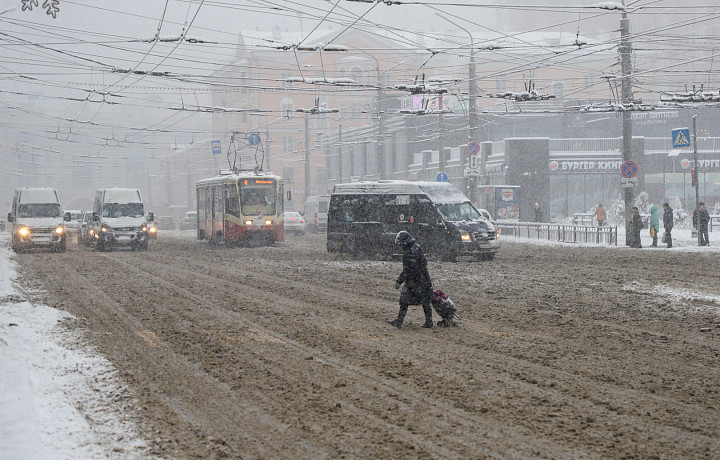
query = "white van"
(90, 188, 153, 251)
(7, 187, 70, 253)
(304, 195, 330, 233)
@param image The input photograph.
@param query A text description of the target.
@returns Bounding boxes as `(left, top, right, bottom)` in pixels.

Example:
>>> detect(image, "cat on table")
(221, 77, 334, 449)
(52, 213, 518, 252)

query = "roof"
(331, 180, 470, 204)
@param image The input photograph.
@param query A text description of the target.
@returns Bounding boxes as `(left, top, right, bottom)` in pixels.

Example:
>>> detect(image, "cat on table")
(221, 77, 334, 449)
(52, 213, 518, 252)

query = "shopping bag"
(650, 227, 656, 238)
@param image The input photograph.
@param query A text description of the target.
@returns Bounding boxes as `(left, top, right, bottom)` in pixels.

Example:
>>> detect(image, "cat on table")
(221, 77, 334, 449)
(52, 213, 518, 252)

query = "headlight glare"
(264, 219, 272, 225)
(460, 230, 471, 241)
(18, 226, 30, 237)
(55, 226, 64, 235)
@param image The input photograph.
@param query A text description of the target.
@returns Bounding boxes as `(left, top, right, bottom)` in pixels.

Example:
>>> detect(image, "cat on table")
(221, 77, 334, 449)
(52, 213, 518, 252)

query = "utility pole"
(438, 108, 445, 174)
(338, 123, 343, 184)
(377, 68, 387, 180)
(693, 115, 701, 246)
(304, 114, 310, 202)
(265, 123, 271, 172)
(620, 11, 634, 246)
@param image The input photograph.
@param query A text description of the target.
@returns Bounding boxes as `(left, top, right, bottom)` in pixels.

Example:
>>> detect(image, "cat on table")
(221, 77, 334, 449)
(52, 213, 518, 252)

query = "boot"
(389, 305, 408, 329)
(421, 304, 434, 328)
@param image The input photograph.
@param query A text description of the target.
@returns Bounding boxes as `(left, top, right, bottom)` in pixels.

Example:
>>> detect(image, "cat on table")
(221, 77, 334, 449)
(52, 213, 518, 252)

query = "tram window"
(226, 184, 240, 217)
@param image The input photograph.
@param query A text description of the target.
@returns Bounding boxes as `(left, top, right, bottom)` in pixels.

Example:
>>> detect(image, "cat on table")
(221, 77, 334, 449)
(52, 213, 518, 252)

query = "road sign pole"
(693, 115, 701, 246)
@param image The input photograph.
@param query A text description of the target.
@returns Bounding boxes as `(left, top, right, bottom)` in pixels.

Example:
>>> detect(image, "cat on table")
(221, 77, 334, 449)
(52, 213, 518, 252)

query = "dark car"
(156, 215, 176, 230)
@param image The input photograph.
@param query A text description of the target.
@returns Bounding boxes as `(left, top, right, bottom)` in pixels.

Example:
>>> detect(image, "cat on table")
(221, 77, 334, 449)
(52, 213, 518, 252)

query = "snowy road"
(3, 230, 720, 458)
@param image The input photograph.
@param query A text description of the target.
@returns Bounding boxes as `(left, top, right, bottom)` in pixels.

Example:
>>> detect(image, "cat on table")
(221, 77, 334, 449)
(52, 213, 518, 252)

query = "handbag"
(650, 227, 656, 238)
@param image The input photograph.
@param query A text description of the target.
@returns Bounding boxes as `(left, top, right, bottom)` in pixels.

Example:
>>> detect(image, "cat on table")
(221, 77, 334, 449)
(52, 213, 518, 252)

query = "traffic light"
(691, 170, 698, 187)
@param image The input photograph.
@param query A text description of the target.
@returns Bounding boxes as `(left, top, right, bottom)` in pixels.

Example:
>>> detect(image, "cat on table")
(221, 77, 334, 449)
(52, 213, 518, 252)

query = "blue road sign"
(621, 160, 638, 178)
(671, 128, 691, 148)
(249, 133, 261, 146)
(436, 172, 449, 182)
(211, 140, 222, 155)
(467, 141, 480, 155)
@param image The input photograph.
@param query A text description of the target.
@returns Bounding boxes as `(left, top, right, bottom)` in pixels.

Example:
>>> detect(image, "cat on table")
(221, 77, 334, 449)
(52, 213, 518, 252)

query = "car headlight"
(460, 230, 471, 241)
(148, 226, 157, 234)
(140, 224, 148, 232)
(18, 226, 30, 237)
(101, 224, 108, 233)
(55, 226, 64, 235)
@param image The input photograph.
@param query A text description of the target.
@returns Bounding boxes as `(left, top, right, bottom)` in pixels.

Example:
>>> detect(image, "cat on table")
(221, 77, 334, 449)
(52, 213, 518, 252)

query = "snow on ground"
(0, 233, 148, 460)
(0, 227, 717, 458)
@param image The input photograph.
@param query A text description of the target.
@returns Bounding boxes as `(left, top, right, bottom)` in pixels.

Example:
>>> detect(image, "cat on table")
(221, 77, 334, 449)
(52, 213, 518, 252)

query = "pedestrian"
(389, 231, 434, 329)
(692, 202, 710, 246)
(534, 202, 543, 223)
(649, 205, 659, 247)
(630, 206, 643, 248)
(592, 203, 607, 227)
(663, 202, 673, 248)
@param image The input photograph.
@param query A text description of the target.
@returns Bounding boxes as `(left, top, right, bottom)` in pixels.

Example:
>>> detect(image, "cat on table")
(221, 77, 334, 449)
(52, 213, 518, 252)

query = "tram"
(196, 170, 285, 246)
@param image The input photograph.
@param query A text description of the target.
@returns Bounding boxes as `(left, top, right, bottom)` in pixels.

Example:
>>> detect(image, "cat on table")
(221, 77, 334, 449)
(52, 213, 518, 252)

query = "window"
(282, 136, 294, 153)
(350, 66, 363, 85)
(281, 97, 294, 116)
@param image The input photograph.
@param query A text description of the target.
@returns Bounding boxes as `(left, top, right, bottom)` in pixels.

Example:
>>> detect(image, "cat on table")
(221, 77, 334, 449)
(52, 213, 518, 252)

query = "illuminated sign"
(254, 180, 274, 184)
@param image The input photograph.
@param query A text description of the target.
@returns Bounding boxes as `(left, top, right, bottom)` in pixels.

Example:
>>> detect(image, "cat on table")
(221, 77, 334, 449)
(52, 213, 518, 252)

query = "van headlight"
(148, 226, 156, 234)
(18, 226, 30, 237)
(55, 226, 64, 235)
(460, 230, 471, 241)
(140, 224, 148, 232)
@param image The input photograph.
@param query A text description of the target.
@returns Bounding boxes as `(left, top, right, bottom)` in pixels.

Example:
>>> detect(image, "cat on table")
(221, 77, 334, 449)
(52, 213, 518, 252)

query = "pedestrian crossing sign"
(671, 128, 691, 148)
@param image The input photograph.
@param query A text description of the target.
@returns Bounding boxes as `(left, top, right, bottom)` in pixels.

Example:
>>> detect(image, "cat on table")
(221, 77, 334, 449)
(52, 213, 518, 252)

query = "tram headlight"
(264, 219, 272, 225)
(245, 219, 253, 225)
(18, 226, 30, 237)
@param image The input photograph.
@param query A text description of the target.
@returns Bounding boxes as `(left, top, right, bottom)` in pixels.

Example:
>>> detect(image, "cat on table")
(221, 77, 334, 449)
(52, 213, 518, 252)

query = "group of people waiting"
(628, 202, 710, 249)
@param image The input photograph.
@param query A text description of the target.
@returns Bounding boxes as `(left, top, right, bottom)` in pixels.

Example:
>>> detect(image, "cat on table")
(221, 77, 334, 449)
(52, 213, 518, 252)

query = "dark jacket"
(693, 208, 710, 231)
(663, 206, 674, 231)
(631, 212, 643, 233)
(397, 238, 433, 306)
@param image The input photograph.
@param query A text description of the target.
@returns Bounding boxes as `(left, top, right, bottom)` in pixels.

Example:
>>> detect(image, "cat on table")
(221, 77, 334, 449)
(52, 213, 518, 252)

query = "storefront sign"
(548, 160, 622, 172)
(631, 111, 678, 125)
(681, 159, 720, 170)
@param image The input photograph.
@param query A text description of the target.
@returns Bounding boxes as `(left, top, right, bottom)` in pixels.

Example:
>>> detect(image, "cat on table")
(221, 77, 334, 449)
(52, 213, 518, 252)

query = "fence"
(497, 222, 618, 245)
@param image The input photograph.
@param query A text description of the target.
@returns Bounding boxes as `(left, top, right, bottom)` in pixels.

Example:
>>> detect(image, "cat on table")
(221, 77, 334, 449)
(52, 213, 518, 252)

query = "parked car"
(78, 210, 94, 246)
(284, 211, 305, 235)
(156, 215, 176, 230)
(179, 211, 197, 231)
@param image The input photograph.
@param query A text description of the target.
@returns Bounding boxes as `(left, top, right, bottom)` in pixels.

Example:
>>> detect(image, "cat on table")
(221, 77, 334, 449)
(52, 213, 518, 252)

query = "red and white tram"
(196, 171, 285, 246)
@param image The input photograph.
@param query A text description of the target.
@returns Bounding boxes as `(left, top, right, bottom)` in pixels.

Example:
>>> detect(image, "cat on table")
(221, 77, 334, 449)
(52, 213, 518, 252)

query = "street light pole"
(620, 10, 634, 246)
(304, 114, 310, 202)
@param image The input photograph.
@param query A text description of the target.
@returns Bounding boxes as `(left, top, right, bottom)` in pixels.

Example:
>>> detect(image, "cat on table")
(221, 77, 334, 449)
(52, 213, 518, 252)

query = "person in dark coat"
(534, 202, 543, 223)
(663, 202, 673, 248)
(389, 231, 434, 329)
(630, 206, 643, 248)
(692, 202, 710, 246)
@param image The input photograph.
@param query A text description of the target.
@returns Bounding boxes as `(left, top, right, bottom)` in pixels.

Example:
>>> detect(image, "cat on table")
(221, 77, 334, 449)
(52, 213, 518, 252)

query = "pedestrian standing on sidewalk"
(692, 202, 710, 246)
(534, 202, 543, 223)
(663, 202, 674, 248)
(649, 205, 659, 247)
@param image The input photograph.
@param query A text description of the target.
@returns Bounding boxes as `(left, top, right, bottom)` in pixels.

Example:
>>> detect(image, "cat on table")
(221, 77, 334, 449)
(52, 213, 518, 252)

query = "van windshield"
(436, 202, 482, 222)
(102, 202, 144, 218)
(18, 203, 61, 218)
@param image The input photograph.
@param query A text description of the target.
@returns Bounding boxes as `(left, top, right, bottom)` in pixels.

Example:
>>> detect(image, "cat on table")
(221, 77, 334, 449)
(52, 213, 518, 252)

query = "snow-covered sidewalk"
(0, 234, 148, 460)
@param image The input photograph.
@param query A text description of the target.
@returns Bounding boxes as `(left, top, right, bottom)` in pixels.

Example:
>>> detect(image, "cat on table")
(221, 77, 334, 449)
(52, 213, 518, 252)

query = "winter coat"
(592, 206, 607, 221)
(693, 208, 710, 231)
(663, 206, 674, 231)
(631, 212, 643, 234)
(397, 238, 433, 306)
(649, 206, 660, 232)
(534, 206, 543, 223)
